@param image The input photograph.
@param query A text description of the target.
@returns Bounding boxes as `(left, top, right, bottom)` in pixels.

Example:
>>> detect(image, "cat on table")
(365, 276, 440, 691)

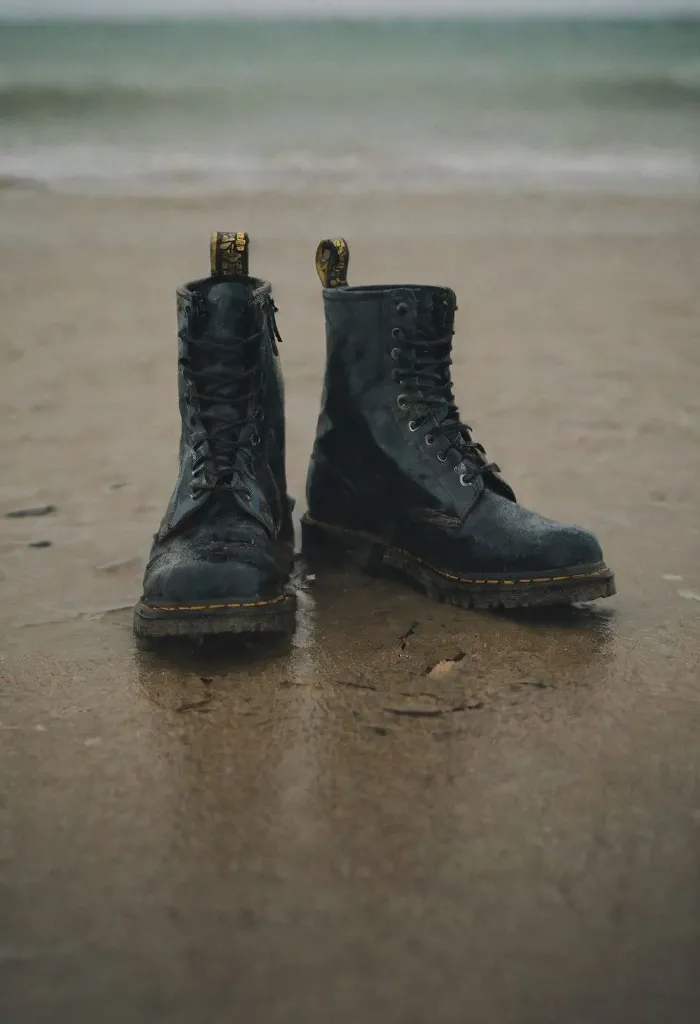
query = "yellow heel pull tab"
(316, 238, 349, 289)
(210, 231, 250, 278)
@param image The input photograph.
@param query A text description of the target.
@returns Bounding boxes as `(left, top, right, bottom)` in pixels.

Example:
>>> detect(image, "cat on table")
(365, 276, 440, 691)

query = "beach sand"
(1, 188, 700, 1021)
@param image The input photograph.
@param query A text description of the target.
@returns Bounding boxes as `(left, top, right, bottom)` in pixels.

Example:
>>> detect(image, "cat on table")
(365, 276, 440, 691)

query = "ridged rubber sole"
(301, 516, 616, 610)
(133, 590, 297, 638)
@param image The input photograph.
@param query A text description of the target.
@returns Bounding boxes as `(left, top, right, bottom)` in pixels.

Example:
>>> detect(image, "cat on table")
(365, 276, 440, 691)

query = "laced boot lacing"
(390, 298, 500, 486)
(183, 296, 281, 548)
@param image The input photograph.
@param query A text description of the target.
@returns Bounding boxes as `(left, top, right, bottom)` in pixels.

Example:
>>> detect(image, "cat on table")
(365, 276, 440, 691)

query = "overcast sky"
(1, 0, 698, 16)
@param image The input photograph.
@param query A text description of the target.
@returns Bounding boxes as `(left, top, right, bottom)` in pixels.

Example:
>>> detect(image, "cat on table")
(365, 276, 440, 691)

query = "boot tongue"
(205, 281, 255, 337)
(409, 287, 492, 470)
(401, 286, 514, 499)
(192, 281, 259, 483)
(410, 288, 465, 443)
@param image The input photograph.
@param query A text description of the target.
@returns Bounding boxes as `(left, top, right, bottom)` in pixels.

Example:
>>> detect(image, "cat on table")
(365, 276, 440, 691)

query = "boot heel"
(301, 517, 384, 573)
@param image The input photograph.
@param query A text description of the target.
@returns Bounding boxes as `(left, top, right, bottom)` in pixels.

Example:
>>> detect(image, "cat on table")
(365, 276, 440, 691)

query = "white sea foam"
(1, 143, 697, 196)
(1, 18, 698, 196)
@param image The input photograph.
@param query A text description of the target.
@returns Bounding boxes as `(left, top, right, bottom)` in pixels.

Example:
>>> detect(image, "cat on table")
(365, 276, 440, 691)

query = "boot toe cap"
(537, 521, 604, 571)
(431, 491, 608, 575)
(142, 552, 284, 607)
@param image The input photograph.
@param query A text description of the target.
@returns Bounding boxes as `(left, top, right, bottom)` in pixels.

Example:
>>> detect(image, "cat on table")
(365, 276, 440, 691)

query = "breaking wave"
(0, 144, 697, 196)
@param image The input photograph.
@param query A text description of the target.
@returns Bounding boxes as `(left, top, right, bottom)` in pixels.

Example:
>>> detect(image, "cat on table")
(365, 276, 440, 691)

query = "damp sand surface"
(1, 190, 700, 1023)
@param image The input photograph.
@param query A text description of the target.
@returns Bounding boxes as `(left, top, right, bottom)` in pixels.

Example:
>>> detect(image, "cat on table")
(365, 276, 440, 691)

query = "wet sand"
(1, 188, 700, 1022)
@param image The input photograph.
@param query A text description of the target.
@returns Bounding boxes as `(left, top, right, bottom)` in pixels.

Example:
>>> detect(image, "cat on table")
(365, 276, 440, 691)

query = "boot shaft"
(307, 238, 513, 530)
(159, 233, 288, 540)
(320, 280, 458, 415)
(177, 232, 283, 452)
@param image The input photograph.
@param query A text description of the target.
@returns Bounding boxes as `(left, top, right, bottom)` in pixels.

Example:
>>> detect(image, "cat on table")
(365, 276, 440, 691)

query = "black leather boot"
(134, 233, 296, 637)
(302, 238, 615, 609)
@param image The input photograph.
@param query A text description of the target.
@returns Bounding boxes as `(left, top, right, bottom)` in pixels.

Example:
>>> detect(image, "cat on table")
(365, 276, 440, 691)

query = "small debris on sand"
(335, 679, 377, 692)
(176, 696, 214, 714)
(451, 700, 484, 712)
(398, 621, 419, 650)
(96, 557, 140, 573)
(384, 705, 447, 718)
(426, 651, 466, 678)
(5, 505, 56, 519)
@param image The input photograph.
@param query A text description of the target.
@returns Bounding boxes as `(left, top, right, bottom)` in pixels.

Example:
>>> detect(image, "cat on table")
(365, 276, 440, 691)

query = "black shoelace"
(187, 327, 266, 499)
(392, 327, 500, 479)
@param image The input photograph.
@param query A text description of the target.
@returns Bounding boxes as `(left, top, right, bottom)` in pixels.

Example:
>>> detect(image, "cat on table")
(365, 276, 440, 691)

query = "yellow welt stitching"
(306, 517, 610, 587)
(397, 546, 608, 585)
(146, 595, 286, 612)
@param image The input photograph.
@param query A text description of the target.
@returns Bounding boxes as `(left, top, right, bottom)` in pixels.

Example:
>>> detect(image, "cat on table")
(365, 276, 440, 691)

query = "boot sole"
(301, 516, 616, 610)
(133, 590, 297, 639)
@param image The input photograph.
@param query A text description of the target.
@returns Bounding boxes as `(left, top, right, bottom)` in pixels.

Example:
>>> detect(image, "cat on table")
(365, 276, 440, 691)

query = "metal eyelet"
(459, 473, 470, 487)
(396, 302, 408, 316)
(391, 347, 401, 360)
(425, 435, 435, 446)
(437, 451, 447, 463)
(397, 394, 408, 410)
(408, 421, 418, 432)
(392, 328, 403, 341)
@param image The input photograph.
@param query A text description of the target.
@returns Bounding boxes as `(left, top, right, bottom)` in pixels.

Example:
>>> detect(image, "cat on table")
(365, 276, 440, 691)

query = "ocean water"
(0, 17, 699, 195)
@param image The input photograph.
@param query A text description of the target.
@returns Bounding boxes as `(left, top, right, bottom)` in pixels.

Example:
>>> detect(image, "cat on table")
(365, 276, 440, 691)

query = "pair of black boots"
(133, 233, 615, 639)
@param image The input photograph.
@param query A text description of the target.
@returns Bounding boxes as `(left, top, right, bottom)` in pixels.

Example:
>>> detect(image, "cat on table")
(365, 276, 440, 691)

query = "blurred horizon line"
(2, 10, 699, 23)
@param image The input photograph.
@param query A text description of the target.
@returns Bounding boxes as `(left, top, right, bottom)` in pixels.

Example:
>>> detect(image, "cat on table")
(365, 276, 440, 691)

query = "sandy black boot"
(302, 238, 615, 609)
(134, 233, 296, 638)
